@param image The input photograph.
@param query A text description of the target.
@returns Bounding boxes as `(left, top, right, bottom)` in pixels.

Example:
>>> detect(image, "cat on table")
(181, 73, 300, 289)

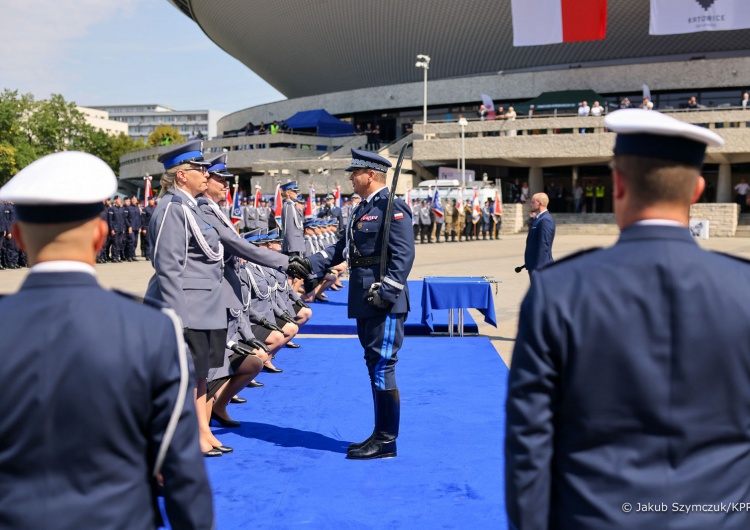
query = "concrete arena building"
(120, 0, 750, 235)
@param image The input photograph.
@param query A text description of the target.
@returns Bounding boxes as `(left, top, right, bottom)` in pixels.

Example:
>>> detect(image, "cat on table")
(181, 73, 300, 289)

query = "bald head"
(530, 193, 549, 214)
(12, 216, 109, 267)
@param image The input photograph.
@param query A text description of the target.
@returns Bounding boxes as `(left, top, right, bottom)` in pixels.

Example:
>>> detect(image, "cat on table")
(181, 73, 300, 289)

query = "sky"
(0, 0, 285, 114)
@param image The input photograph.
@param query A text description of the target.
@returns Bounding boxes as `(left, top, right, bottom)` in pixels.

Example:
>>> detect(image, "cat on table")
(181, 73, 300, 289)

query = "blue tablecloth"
(421, 277, 497, 330)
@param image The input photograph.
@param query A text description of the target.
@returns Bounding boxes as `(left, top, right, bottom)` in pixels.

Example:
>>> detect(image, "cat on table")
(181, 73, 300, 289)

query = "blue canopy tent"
(284, 109, 355, 137)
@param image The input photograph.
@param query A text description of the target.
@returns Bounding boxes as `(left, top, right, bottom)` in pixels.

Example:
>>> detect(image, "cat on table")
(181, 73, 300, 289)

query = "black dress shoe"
(286, 341, 300, 348)
(211, 412, 241, 428)
(247, 380, 265, 388)
(203, 449, 223, 457)
(263, 365, 283, 373)
(230, 396, 247, 403)
(212, 445, 234, 453)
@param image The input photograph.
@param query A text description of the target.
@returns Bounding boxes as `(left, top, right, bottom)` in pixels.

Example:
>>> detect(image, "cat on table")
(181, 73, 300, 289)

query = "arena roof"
(171, 0, 750, 99)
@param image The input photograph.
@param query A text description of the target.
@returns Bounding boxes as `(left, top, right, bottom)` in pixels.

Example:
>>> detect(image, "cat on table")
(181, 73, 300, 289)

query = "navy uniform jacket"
(107, 204, 127, 232)
(127, 204, 143, 231)
(0, 205, 7, 234)
(309, 187, 415, 319)
(506, 224, 750, 530)
(524, 210, 555, 272)
(142, 204, 155, 228)
(0, 271, 212, 529)
(281, 199, 305, 254)
(3, 203, 15, 225)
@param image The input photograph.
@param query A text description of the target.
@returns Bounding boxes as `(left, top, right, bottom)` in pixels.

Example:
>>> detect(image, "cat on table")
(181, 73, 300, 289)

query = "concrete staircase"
(736, 214, 750, 237)
(547, 213, 619, 236)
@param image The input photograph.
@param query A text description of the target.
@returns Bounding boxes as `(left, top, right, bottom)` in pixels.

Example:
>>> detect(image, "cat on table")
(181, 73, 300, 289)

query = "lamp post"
(458, 116, 468, 187)
(415, 54, 430, 127)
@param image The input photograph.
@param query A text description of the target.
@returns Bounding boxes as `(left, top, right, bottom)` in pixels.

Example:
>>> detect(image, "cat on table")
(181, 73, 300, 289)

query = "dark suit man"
(0, 151, 212, 529)
(505, 109, 746, 529)
(523, 193, 555, 278)
(305, 148, 415, 460)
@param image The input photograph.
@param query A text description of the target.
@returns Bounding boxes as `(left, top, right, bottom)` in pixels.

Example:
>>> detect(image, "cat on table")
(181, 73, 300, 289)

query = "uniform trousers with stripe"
(356, 313, 405, 390)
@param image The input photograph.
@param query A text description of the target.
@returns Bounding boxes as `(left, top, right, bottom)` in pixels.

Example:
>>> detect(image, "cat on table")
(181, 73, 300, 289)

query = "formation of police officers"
(0, 201, 28, 269)
(410, 197, 502, 243)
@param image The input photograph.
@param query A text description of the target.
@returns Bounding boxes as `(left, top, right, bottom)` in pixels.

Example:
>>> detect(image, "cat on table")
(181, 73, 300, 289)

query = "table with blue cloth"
(421, 277, 498, 337)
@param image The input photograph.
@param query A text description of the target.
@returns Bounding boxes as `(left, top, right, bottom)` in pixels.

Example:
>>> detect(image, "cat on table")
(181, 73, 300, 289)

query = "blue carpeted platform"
(302, 281, 479, 335)
(198, 336, 508, 529)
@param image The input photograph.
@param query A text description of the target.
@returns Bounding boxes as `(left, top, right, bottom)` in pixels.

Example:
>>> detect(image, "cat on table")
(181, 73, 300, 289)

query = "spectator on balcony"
(404, 119, 414, 135)
(364, 123, 374, 150)
(520, 182, 530, 204)
(257, 122, 268, 148)
(578, 101, 591, 134)
(372, 125, 381, 150)
(510, 178, 521, 203)
(742, 92, 749, 110)
(687, 96, 700, 110)
(506, 107, 517, 136)
(478, 104, 488, 121)
(641, 97, 653, 110)
(619, 98, 633, 109)
(590, 101, 604, 117)
(355, 123, 363, 136)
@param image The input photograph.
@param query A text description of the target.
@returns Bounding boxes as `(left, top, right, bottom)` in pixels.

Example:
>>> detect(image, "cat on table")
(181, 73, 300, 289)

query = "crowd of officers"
(410, 198, 502, 243)
(0, 201, 27, 269)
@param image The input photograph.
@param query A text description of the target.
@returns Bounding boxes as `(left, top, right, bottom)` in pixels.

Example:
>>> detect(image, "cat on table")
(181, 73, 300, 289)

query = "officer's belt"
(350, 255, 381, 268)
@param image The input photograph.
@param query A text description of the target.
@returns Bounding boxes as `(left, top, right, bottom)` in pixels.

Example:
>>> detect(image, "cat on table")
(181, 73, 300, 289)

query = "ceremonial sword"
(367, 144, 409, 305)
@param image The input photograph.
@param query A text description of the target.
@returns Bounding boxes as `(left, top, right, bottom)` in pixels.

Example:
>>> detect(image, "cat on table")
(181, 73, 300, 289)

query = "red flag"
(305, 184, 315, 217)
(274, 183, 283, 220)
(254, 185, 262, 208)
(456, 187, 463, 212)
(493, 189, 503, 216)
(472, 187, 481, 224)
(225, 186, 232, 206)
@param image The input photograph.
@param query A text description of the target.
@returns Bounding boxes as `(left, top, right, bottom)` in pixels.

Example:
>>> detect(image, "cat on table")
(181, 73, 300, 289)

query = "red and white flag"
(456, 187, 463, 212)
(143, 176, 153, 207)
(305, 184, 315, 217)
(511, 0, 607, 46)
(472, 187, 482, 225)
(254, 185, 262, 208)
(334, 185, 342, 209)
(273, 183, 283, 221)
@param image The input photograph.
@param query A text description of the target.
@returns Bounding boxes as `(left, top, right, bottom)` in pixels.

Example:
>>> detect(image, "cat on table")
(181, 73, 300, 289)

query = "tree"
(148, 125, 184, 147)
(0, 90, 151, 182)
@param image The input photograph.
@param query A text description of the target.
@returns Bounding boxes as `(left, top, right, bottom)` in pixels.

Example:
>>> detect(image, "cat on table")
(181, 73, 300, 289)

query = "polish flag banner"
(273, 183, 283, 222)
(456, 187, 463, 212)
(305, 184, 315, 217)
(493, 189, 503, 216)
(254, 185, 262, 208)
(511, 0, 607, 46)
(143, 176, 153, 207)
(334, 185, 342, 209)
(650, 0, 750, 35)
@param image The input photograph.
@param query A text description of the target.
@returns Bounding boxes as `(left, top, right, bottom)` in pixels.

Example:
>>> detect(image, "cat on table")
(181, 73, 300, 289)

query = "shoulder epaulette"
(112, 289, 169, 310)
(171, 195, 182, 204)
(711, 251, 750, 266)
(542, 247, 602, 269)
(197, 198, 208, 206)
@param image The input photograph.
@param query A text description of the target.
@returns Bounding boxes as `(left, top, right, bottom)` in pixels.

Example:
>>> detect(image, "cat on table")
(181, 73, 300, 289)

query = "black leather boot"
(348, 386, 376, 451)
(346, 388, 399, 460)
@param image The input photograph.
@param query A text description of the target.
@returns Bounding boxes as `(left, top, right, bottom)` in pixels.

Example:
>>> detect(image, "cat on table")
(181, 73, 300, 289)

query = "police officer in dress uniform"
(504, 110, 750, 529)
(0, 151, 213, 529)
(126, 195, 142, 260)
(3, 201, 20, 268)
(301, 148, 415, 460)
(0, 202, 7, 269)
(141, 197, 155, 258)
(145, 140, 232, 457)
(280, 181, 305, 257)
(107, 196, 127, 262)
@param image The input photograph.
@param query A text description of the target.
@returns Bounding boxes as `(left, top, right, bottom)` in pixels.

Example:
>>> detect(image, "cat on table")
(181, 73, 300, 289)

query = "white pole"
(461, 124, 466, 188)
(423, 67, 428, 126)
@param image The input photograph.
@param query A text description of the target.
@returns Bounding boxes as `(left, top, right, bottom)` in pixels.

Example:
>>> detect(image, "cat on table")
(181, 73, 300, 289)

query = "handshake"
(287, 256, 312, 279)
(227, 339, 269, 356)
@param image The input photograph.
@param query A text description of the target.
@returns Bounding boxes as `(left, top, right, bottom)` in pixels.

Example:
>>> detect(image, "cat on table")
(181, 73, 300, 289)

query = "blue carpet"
(200, 336, 508, 529)
(302, 281, 479, 336)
